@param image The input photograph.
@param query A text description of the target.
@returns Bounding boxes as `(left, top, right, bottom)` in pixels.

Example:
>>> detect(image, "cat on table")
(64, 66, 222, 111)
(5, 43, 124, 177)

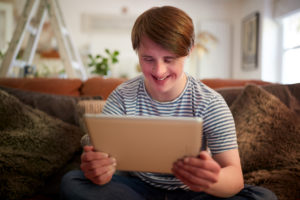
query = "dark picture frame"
(241, 12, 259, 70)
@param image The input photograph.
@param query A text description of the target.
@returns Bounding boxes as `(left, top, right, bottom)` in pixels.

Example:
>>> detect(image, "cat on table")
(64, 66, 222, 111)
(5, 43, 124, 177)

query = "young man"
(60, 6, 277, 200)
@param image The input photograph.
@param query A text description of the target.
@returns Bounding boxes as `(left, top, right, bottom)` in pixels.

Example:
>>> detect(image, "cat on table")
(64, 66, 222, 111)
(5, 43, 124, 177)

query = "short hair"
(131, 6, 195, 57)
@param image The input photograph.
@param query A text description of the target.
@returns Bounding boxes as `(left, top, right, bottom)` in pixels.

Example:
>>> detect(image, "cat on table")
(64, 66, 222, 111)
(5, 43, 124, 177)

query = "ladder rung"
(26, 24, 38, 35)
(13, 60, 27, 68)
(61, 27, 68, 35)
(71, 61, 80, 69)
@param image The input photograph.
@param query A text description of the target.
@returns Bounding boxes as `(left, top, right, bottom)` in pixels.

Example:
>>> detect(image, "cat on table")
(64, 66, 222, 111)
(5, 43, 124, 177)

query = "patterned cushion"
(76, 100, 106, 146)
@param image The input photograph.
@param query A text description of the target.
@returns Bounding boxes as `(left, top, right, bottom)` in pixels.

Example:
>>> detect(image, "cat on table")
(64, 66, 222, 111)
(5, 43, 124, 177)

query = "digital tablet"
(84, 114, 203, 174)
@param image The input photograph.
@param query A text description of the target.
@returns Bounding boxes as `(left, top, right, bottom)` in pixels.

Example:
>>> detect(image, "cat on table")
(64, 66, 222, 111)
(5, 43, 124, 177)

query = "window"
(281, 11, 300, 84)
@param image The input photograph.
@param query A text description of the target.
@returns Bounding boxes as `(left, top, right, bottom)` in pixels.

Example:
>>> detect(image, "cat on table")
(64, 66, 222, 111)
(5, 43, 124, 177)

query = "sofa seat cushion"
(0, 89, 85, 200)
(0, 78, 82, 96)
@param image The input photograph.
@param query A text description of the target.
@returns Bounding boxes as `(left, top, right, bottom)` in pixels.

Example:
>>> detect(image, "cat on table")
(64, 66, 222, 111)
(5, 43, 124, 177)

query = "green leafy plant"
(88, 49, 119, 76)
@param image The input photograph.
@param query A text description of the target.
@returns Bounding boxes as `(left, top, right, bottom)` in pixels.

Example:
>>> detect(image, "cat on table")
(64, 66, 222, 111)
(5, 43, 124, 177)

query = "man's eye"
(143, 57, 153, 62)
(164, 58, 173, 63)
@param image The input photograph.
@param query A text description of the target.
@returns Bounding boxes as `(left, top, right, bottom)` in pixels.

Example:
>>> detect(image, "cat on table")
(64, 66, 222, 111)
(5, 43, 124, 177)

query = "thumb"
(197, 151, 211, 160)
(83, 145, 94, 152)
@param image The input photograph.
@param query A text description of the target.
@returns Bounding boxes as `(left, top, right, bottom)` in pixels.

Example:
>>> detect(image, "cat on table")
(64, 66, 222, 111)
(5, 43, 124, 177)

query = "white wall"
(59, 0, 240, 79)
(231, 0, 300, 82)
(232, 0, 281, 82)
(195, 21, 232, 79)
(8, 0, 298, 81)
(0, 2, 14, 51)
(274, 0, 300, 18)
(260, 0, 281, 82)
(231, 0, 265, 80)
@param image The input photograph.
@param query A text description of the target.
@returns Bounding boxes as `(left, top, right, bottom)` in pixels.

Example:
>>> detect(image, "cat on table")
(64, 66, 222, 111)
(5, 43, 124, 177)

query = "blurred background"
(0, 0, 299, 84)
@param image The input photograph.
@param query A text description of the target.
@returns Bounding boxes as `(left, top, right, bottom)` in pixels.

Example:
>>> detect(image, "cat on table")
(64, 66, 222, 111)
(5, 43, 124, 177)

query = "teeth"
(157, 77, 166, 80)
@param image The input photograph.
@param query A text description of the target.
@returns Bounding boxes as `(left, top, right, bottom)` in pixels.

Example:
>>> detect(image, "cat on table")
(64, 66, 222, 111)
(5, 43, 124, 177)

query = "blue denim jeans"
(60, 170, 277, 200)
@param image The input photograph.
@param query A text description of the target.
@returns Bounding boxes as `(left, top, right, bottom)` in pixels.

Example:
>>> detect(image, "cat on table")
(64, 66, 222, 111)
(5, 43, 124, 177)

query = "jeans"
(60, 170, 277, 200)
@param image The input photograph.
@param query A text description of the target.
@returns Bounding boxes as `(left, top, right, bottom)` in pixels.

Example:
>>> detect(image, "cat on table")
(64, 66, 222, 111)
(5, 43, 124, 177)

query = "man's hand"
(80, 146, 117, 185)
(172, 151, 221, 192)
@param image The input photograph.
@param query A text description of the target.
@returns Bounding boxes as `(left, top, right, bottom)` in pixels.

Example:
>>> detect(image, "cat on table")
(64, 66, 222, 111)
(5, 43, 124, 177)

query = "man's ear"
(188, 45, 195, 57)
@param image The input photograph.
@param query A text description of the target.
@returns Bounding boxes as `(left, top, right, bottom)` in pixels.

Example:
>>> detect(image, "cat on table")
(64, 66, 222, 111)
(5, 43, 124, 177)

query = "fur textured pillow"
(0, 90, 85, 200)
(244, 166, 300, 200)
(230, 84, 300, 173)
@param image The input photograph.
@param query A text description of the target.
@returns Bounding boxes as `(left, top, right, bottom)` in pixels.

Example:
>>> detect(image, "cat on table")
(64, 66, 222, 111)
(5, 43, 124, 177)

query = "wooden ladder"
(0, 0, 87, 79)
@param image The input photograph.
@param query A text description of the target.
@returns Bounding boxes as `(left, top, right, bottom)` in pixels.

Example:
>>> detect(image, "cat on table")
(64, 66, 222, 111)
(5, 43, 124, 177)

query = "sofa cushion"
(244, 166, 300, 200)
(216, 86, 244, 107)
(0, 86, 101, 126)
(217, 83, 300, 115)
(80, 77, 126, 99)
(0, 89, 85, 200)
(201, 78, 271, 89)
(0, 77, 83, 96)
(230, 84, 300, 173)
(262, 83, 300, 117)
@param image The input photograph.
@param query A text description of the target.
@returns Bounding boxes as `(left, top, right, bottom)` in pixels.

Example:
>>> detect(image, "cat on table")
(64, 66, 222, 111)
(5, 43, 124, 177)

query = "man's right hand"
(80, 146, 117, 185)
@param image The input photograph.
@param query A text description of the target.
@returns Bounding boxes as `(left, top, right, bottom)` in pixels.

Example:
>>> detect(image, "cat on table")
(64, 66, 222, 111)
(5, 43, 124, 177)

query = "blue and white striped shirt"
(102, 74, 237, 190)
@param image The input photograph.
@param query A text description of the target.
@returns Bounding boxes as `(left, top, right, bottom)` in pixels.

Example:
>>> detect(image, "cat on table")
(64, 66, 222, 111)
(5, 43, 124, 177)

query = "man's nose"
(152, 60, 167, 77)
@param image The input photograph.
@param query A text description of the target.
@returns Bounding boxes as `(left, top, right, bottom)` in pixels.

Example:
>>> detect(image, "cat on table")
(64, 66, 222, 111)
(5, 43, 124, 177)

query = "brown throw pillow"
(244, 166, 300, 200)
(230, 84, 300, 173)
(0, 90, 85, 200)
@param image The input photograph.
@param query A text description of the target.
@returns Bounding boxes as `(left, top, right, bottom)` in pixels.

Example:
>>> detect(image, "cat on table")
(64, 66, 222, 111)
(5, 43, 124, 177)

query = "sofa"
(0, 77, 299, 200)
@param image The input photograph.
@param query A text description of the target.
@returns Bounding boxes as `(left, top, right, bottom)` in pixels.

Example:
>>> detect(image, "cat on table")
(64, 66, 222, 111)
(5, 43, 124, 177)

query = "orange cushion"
(201, 78, 271, 89)
(0, 78, 82, 96)
(81, 77, 126, 99)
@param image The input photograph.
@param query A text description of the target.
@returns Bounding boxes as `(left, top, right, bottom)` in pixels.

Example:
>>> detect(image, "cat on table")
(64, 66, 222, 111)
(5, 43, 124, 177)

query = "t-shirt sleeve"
(102, 88, 125, 115)
(202, 95, 238, 154)
(80, 88, 125, 147)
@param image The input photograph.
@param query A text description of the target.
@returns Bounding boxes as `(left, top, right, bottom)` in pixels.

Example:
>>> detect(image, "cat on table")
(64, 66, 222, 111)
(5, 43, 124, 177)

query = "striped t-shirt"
(102, 74, 237, 190)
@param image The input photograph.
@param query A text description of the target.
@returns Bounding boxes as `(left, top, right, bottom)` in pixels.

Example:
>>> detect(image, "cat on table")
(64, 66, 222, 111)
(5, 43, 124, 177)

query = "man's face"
(137, 36, 188, 102)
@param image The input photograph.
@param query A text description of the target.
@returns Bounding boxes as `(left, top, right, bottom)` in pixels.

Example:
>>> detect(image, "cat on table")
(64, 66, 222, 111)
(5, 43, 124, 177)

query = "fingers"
(175, 160, 218, 183)
(83, 161, 115, 179)
(172, 167, 211, 191)
(81, 157, 116, 171)
(81, 146, 109, 162)
(198, 151, 210, 160)
(83, 145, 94, 152)
(89, 166, 116, 185)
(172, 151, 221, 192)
(183, 155, 221, 173)
(80, 145, 117, 185)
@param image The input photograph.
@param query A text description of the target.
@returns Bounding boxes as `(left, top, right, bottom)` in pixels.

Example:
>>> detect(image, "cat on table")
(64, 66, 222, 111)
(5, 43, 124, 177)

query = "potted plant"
(87, 49, 119, 77)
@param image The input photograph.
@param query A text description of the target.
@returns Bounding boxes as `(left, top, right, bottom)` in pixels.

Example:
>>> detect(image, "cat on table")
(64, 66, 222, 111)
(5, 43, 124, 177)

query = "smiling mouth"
(153, 75, 170, 81)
